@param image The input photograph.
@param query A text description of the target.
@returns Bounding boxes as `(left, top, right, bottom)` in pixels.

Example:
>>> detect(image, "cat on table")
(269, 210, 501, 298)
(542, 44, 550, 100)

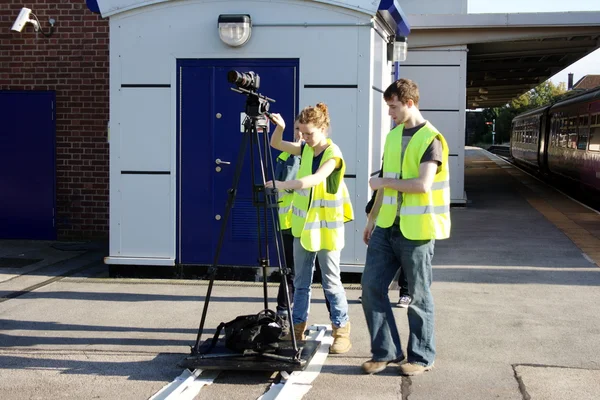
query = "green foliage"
(478, 81, 567, 144)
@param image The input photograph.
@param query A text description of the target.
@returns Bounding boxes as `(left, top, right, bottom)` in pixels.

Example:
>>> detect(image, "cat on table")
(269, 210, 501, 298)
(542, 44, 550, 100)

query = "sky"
(468, 0, 600, 86)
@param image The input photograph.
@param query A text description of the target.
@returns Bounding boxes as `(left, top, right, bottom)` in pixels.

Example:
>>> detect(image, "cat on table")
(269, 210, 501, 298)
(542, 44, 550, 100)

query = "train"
(510, 87, 600, 192)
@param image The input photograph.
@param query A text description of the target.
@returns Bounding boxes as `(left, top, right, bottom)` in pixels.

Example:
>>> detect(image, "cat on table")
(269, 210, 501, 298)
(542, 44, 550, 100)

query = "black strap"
(205, 322, 226, 353)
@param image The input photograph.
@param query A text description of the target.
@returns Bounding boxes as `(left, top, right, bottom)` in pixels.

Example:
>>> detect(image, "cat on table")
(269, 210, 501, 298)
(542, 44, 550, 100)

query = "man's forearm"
(382, 177, 428, 194)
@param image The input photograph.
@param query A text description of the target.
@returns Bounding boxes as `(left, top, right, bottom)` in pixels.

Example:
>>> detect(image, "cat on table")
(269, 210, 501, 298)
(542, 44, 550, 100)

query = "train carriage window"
(560, 117, 568, 148)
(550, 117, 558, 147)
(568, 117, 578, 149)
(590, 126, 600, 152)
(577, 115, 589, 151)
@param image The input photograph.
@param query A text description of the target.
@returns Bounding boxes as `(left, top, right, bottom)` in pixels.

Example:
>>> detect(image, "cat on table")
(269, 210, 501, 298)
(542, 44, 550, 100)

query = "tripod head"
(228, 70, 276, 129)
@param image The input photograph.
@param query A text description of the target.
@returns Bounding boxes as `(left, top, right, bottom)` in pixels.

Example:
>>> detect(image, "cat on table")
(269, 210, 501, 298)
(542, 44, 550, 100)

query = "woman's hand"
(268, 113, 286, 130)
(265, 180, 288, 190)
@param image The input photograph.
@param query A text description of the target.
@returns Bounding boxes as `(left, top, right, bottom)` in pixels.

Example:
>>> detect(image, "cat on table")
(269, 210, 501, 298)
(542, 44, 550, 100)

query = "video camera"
(227, 70, 274, 120)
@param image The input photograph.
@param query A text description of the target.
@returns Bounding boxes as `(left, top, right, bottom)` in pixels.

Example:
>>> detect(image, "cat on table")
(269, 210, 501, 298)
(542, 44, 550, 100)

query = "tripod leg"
(249, 125, 270, 311)
(192, 127, 251, 354)
(262, 128, 300, 358)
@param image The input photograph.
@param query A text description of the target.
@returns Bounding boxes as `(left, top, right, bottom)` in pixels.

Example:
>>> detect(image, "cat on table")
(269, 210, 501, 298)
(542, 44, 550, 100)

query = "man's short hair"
(383, 78, 419, 106)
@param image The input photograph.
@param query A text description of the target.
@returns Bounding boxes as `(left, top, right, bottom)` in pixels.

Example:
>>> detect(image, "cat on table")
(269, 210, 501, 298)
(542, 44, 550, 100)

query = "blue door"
(0, 91, 56, 240)
(178, 59, 298, 266)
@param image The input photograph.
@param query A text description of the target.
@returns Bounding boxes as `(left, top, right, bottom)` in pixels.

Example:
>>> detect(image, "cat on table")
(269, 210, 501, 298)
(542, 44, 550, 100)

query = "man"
(361, 78, 451, 376)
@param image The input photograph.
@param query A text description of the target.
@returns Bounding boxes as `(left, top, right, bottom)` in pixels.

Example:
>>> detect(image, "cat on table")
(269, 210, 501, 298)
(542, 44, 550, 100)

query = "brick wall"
(0, 1, 109, 239)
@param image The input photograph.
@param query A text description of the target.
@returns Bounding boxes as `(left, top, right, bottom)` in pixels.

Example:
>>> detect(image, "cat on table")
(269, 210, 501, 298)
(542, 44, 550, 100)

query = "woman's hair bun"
(315, 102, 328, 115)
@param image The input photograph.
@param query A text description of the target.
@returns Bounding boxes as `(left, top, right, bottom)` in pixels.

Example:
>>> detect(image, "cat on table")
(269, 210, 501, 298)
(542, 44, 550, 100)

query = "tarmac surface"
(1, 147, 600, 399)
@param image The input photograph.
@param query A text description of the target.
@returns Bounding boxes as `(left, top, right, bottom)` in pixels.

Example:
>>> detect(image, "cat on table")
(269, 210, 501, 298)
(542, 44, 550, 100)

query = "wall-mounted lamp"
(11, 7, 55, 37)
(218, 14, 252, 47)
(393, 36, 408, 62)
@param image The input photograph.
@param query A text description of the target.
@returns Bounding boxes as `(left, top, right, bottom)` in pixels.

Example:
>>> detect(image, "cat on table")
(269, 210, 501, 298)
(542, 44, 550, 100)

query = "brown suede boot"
(293, 322, 307, 341)
(283, 322, 307, 341)
(330, 321, 351, 354)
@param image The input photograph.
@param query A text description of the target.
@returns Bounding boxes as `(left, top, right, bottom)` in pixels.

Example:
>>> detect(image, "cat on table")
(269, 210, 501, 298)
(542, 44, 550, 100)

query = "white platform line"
(149, 369, 219, 400)
(258, 324, 333, 400)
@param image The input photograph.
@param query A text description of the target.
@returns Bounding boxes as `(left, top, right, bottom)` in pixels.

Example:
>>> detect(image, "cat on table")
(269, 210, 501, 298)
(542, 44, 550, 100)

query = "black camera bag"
(209, 309, 285, 354)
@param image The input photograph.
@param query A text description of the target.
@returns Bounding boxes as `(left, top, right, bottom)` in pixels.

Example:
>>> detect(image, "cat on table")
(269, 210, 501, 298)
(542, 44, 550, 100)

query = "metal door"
(179, 59, 298, 265)
(0, 91, 56, 240)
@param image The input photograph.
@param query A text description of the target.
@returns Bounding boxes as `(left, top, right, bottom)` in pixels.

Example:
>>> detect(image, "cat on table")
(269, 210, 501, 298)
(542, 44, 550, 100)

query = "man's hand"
(268, 113, 286, 130)
(369, 177, 386, 191)
(363, 219, 375, 245)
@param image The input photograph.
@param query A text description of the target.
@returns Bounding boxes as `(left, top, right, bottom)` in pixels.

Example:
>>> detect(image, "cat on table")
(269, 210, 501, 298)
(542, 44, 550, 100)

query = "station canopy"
(408, 12, 600, 108)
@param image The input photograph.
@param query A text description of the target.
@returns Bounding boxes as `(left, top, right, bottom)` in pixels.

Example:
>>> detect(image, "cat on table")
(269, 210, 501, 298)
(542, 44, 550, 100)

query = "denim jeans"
(292, 238, 349, 327)
(361, 224, 435, 366)
(277, 233, 331, 316)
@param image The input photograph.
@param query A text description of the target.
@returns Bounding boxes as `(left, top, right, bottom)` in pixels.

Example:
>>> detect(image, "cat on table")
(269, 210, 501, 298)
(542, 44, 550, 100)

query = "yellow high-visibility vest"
(276, 152, 294, 230)
(291, 139, 354, 251)
(377, 123, 451, 240)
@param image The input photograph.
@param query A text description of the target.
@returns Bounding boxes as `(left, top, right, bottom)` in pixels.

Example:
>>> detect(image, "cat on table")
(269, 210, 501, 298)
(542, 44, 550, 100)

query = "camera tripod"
(180, 91, 320, 371)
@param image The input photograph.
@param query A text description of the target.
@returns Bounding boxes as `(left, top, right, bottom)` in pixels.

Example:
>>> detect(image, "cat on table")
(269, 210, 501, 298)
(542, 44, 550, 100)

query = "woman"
(275, 118, 331, 321)
(266, 103, 354, 354)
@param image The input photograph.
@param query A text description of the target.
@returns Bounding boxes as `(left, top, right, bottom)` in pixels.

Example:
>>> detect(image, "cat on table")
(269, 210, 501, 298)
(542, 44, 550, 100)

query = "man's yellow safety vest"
(291, 140, 354, 251)
(376, 122, 451, 240)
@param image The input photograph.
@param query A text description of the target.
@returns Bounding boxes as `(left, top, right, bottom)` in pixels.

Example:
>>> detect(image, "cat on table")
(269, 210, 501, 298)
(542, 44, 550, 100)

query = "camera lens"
(227, 70, 259, 90)
(227, 70, 244, 84)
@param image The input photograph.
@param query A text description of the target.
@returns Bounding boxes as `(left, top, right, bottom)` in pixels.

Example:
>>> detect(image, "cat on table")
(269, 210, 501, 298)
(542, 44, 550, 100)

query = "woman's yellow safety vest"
(291, 140, 354, 251)
(376, 123, 451, 240)
(276, 152, 294, 230)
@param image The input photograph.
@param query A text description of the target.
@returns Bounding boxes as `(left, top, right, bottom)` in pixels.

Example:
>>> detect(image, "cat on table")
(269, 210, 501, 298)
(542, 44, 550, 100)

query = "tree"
(478, 81, 567, 145)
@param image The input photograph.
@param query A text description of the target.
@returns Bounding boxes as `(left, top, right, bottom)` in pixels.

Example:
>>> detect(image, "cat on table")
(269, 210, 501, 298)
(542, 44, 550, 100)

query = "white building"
(89, 0, 600, 271)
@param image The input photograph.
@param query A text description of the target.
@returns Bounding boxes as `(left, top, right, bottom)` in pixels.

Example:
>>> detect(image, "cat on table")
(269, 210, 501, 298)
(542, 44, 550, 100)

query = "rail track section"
(148, 325, 333, 400)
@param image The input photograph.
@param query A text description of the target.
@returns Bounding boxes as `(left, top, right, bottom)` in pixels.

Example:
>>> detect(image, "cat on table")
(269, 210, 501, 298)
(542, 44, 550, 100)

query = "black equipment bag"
(209, 309, 285, 354)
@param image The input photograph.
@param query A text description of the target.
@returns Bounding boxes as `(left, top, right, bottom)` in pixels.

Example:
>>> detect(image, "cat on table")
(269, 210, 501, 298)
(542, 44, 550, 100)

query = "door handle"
(215, 158, 231, 165)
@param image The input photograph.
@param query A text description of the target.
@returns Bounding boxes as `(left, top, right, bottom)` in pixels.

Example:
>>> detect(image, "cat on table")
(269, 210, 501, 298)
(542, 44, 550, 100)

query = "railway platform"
(1, 147, 600, 400)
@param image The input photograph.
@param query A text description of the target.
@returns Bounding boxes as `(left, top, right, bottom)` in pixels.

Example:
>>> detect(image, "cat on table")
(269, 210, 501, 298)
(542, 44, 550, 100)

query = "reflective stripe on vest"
(376, 123, 451, 240)
(291, 139, 354, 251)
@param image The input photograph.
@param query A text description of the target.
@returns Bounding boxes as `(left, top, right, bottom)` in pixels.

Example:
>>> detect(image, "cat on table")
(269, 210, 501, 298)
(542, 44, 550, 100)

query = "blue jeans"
(361, 224, 435, 366)
(292, 238, 349, 327)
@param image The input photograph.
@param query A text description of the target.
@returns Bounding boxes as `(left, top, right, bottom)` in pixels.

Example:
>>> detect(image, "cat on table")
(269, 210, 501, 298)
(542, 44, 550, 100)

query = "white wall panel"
(398, 45, 467, 204)
(120, 174, 172, 257)
(340, 178, 356, 265)
(114, 1, 365, 84)
(400, 66, 462, 110)
(448, 155, 464, 202)
(120, 88, 171, 171)
(300, 88, 358, 175)
(421, 111, 462, 154)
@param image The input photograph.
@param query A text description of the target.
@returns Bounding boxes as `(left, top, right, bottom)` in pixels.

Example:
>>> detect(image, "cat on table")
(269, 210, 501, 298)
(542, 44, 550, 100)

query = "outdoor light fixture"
(11, 7, 55, 37)
(218, 14, 252, 47)
(393, 36, 408, 62)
